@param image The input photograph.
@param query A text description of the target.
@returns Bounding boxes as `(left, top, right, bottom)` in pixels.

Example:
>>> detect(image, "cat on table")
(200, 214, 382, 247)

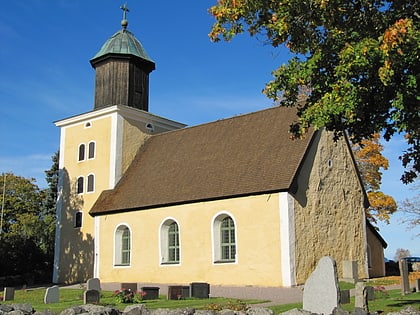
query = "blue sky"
(0, 1, 418, 259)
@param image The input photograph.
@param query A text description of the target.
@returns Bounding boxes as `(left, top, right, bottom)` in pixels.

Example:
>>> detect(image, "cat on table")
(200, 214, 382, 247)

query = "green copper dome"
(91, 28, 154, 64)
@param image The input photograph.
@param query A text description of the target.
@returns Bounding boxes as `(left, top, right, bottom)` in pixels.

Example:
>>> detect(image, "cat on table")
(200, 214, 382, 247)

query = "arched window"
(78, 144, 85, 161)
(88, 141, 96, 159)
(114, 225, 131, 266)
(87, 174, 95, 192)
(213, 213, 236, 263)
(160, 219, 180, 264)
(76, 176, 84, 194)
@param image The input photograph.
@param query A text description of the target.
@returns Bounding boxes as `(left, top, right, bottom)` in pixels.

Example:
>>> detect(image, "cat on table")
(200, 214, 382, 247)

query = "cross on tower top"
(120, 3, 130, 29)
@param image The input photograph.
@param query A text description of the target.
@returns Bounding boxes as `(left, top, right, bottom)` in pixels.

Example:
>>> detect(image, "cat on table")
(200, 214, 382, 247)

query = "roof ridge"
(149, 105, 285, 139)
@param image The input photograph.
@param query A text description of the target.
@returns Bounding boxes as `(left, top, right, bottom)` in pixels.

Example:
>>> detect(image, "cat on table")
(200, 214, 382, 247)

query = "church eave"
(89, 188, 291, 217)
(90, 53, 156, 73)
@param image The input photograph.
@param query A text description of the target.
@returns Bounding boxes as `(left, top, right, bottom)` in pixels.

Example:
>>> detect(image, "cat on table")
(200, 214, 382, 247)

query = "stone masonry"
(293, 131, 367, 284)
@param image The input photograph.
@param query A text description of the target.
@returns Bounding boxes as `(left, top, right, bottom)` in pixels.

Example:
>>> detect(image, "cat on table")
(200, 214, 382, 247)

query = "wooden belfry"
(90, 4, 155, 111)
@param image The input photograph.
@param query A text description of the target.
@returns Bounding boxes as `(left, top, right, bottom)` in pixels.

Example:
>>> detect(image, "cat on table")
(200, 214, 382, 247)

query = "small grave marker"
(342, 260, 358, 283)
(190, 282, 210, 298)
(87, 278, 101, 292)
(366, 286, 375, 300)
(399, 259, 410, 295)
(340, 290, 350, 304)
(84, 289, 100, 304)
(3, 287, 15, 301)
(44, 285, 59, 304)
(168, 285, 190, 300)
(141, 287, 160, 300)
(354, 282, 368, 312)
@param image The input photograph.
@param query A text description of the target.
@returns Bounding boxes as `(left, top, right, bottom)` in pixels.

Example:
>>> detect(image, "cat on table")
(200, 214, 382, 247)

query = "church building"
(53, 5, 387, 289)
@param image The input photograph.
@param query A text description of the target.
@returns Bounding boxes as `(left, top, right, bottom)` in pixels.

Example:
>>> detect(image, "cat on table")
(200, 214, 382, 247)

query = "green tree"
(209, 0, 419, 183)
(40, 151, 59, 261)
(0, 172, 47, 279)
(0, 152, 58, 282)
(0, 173, 43, 238)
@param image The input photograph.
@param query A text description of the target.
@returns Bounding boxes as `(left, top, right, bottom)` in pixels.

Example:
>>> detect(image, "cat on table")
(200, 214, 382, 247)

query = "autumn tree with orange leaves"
(352, 133, 397, 224)
(209, 0, 419, 183)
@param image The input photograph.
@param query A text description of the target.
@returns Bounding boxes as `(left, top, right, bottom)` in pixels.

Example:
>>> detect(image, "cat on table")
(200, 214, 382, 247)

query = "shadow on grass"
(388, 299, 420, 307)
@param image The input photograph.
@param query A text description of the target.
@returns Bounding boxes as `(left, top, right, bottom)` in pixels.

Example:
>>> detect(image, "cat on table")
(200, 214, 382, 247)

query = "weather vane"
(120, 3, 130, 29)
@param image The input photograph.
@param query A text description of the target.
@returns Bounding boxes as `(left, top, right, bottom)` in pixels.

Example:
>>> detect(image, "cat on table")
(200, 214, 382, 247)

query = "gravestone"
(399, 259, 410, 295)
(302, 256, 340, 315)
(3, 287, 15, 301)
(141, 287, 160, 300)
(190, 282, 210, 298)
(44, 285, 59, 304)
(354, 282, 368, 313)
(415, 279, 420, 292)
(168, 286, 190, 300)
(342, 260, 358, 283)
(84, 289, 100, 304)
(340, 290, 350, 304)
(87, 278, 101, 292)
(366, 286, 375, 300)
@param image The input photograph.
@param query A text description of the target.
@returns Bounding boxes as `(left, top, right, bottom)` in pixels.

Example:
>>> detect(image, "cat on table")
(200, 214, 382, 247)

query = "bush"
(113, 289, 146, 304)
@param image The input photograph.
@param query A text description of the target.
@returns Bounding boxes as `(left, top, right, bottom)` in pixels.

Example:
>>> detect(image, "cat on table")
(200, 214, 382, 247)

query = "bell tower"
(90, 4, 155, 111)
(53, 4, 185, 284)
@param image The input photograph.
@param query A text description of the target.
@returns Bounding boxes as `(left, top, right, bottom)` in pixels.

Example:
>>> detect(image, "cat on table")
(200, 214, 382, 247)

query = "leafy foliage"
(113, 289, 146, 303)
(352, 133, 397, 223)
(209, 0, 419, 183)
(41, 151, 59, 263)
(0, 173, 47, 279)
(0, 152, 58, 282)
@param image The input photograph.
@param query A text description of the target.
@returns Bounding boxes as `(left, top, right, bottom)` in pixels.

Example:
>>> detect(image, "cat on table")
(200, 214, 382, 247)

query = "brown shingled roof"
(90, 106, 315, 216)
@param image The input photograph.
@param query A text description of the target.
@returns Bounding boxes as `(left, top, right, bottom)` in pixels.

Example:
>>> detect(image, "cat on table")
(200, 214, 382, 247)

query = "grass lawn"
(268, 290, 420, 314)
(1, 274, 420, 314)
(1, 288, 263, 314)
(2, 287, 419, 314)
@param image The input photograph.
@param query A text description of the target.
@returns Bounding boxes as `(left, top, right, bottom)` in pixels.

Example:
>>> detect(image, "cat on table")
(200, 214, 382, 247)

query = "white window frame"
(212, 212, 237, 264)
(78, 143, 86, 161)
(76, 176, 84, 194)
(114, 224, 132, 267)
(87, 173, 95, 193)
(88, 141, 96, 160)
(159, 218, 181, 265)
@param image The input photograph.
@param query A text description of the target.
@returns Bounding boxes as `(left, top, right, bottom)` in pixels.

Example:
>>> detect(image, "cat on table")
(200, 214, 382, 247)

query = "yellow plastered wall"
(55, 107, 185, 284)
(57, 116, 113, 283)
(97, 193, 286, 287)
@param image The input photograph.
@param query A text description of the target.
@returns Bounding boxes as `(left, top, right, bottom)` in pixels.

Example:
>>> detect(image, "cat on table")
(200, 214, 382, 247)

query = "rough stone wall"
(293, 130, 368, 284)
